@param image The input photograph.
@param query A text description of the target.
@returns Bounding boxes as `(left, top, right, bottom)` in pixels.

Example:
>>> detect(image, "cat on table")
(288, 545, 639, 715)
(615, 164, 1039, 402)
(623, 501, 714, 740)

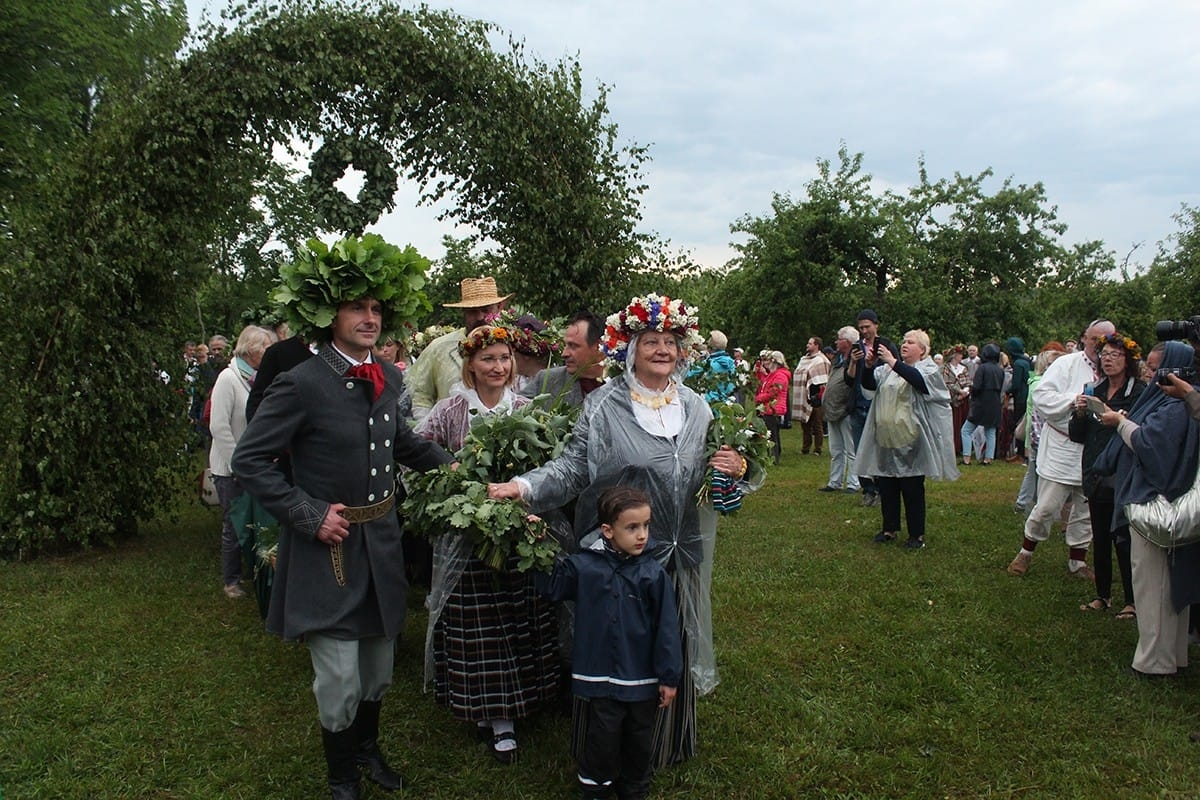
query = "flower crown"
(484, 309, 560, 359)
(1095, 332, 1141, 361)
(458, 325, 512, 359)
(601, 293, 703, 364)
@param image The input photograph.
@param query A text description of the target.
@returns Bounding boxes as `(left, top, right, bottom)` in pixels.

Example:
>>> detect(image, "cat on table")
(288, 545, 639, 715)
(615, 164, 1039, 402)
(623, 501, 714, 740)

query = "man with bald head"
(1008, 319, 1116, 579)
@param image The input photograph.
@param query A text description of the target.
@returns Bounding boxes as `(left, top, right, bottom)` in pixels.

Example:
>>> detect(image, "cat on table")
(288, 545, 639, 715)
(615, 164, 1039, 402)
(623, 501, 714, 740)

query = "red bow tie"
(346, 362, 385, 402)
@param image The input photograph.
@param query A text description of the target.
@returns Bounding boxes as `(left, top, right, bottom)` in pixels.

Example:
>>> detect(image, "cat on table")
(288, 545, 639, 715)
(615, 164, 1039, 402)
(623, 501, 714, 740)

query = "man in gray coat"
(520, 310, 606, 408)
(234, 238, 453, 800)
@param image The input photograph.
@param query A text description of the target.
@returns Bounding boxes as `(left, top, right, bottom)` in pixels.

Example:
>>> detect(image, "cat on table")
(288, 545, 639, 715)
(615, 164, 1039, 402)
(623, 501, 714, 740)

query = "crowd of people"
(182, 231, 1200, 798)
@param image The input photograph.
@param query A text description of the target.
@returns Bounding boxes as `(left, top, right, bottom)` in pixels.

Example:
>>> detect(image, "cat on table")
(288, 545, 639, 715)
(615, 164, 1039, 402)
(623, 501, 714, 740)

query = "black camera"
(1155, 315, 1200, 344)
(1156, 367, 1197, 386)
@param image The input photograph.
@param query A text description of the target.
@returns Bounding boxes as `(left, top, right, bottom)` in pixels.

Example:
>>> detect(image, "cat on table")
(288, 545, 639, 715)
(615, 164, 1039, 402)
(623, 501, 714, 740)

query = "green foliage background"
(2, 0, 1198, 558)
(0, 0, 652, 555)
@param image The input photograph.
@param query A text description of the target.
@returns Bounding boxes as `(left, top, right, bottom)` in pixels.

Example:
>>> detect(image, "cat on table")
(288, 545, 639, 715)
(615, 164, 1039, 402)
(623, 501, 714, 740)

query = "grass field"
(4, 427, 1200, 799)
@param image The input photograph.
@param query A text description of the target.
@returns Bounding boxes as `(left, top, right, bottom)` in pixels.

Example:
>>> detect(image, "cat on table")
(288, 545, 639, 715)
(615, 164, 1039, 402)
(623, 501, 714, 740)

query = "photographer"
(1153, 315, 1200, 420)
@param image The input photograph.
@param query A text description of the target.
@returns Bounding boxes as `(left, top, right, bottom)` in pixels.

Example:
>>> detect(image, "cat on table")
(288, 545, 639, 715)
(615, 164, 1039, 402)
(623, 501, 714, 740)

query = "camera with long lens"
(1155, 315, 1200, 344)
(1156, 366, 1198, 386)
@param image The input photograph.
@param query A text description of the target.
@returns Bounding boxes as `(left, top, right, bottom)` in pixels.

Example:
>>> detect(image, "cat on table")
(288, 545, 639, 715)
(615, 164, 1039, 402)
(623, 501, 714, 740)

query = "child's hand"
(658, 685, 677, 708)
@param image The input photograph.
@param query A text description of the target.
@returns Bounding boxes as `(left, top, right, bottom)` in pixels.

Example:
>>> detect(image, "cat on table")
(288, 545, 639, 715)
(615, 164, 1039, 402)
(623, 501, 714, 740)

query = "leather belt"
(329, 492, 397, 587)
(339, 493, 396, 523)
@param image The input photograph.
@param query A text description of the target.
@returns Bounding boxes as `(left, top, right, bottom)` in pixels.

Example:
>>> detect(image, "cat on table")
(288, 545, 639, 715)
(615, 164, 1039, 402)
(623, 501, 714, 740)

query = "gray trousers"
(308, 634, 394, 731)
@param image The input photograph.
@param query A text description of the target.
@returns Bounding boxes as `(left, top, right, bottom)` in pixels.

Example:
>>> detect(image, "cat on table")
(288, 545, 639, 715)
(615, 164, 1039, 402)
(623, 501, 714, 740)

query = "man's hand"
(316, 503, 351, 545)
(659, 685, 677, 708)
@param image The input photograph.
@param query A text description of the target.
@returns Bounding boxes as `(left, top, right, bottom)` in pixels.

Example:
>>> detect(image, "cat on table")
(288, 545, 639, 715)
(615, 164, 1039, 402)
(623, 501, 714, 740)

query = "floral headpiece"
(458, 325, 512, 359)
(601, 293, 703, 364)
(485, 309, 560, 359)
(1095, 332, 1141, 361)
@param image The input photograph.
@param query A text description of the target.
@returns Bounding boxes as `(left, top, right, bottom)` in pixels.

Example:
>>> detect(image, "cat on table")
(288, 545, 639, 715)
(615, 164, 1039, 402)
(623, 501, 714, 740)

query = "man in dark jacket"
(848, 309, 899, 506)
(233, 235, 453, 800)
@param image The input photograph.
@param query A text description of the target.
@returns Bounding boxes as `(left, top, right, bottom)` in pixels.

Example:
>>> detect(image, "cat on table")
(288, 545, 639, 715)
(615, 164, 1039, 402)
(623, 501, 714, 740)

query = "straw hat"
(443, 277, 513, 308)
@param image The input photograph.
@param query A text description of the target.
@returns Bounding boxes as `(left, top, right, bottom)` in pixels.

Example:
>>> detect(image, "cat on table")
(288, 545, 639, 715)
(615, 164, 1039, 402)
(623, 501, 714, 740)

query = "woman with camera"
(1094, 340, 1200, 676)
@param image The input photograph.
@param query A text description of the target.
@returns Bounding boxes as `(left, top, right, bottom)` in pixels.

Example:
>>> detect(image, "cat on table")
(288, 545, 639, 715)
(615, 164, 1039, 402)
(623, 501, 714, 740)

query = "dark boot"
(354, 700, 403, 791)
(321, 726, 361, 800)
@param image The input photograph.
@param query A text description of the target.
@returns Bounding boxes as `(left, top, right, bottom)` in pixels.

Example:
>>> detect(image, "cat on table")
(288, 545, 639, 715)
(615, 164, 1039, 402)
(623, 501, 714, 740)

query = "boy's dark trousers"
(577, 696, 659, 800)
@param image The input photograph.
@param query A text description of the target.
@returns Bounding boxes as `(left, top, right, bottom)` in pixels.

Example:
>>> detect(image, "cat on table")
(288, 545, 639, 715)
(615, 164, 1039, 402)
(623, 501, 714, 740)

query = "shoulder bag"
(1127, 441, 1200, 548)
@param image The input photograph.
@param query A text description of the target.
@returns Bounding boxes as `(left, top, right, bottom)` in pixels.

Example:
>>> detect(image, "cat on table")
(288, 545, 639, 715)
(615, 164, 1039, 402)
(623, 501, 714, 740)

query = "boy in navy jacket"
(537, 486, 682, 800)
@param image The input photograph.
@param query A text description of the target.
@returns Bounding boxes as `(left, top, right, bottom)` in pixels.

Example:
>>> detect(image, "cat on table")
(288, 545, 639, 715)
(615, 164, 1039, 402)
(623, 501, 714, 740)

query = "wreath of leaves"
(305, 134, 399, 235)
(272, 233, 432, 342)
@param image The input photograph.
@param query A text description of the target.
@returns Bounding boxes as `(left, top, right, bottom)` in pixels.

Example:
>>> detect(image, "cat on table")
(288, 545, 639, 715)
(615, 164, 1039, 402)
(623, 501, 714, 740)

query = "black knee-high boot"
(354, 699, 403, 791)
(321, 726, 361, 800)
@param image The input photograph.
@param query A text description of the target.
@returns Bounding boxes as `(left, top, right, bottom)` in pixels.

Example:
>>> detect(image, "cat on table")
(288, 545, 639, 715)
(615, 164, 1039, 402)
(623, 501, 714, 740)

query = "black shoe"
(902, 537, 925, 549)
(873, 531, 896, 544)
(843, 488, 859, 494)
(818, 485, 840, 493)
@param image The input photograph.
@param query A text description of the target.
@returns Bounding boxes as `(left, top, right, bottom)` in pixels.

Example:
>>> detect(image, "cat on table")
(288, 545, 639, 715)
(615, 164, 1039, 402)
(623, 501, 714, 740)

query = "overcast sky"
(186, 0, 1200, 271)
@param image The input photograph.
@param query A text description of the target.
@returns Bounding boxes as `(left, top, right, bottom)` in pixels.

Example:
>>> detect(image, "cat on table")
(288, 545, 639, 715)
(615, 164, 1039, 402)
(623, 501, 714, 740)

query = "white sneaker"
(223, 583, 247, 599)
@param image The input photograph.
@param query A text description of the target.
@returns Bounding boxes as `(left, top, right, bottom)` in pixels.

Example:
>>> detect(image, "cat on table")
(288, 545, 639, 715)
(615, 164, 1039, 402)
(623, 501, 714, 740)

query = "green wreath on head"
(272, 233, 432, 342)
(305, 134, 399, 235)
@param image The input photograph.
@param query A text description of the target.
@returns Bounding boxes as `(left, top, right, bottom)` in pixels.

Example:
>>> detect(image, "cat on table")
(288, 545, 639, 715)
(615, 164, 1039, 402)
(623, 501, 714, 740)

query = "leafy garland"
(304, 134, 399, 235)
(272, 233, 432, 342)
(402, 403, 579, 572)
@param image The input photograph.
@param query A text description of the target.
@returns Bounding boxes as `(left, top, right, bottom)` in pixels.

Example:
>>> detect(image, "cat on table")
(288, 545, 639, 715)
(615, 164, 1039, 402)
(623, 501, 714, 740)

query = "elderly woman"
(488, 294, 758, 768)
(208, 325, 277, 598)
(1094, 340, 1200, 677)
(1068, 333, 1146, 618)
(859, 329, 959, 548)
(417, 325, 558, 764)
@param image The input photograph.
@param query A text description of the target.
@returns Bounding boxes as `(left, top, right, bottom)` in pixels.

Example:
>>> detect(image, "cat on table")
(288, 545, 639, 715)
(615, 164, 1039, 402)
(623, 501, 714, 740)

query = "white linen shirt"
(1032, 350, 1098, 484)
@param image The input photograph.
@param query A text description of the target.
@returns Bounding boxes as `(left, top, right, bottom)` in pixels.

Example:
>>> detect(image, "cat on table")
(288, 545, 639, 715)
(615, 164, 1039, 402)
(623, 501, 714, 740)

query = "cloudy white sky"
(186, 0, 1200, 271)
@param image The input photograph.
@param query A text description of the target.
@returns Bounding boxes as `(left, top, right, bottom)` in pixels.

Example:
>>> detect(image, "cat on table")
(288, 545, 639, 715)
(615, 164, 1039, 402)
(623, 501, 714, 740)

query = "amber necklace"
(629, 380, 677, 410)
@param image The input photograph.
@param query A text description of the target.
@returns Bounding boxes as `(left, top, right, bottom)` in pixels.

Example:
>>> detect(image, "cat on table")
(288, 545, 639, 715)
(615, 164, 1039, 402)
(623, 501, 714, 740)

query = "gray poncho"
(856, 356, 960, 481)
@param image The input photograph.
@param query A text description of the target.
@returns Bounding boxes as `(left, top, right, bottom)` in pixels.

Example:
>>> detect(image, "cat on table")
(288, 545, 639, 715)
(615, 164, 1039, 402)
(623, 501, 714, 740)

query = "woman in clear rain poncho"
(488, 294, 761, 768)
(416, 325, 559, 764)
(857, 329, 959, 549)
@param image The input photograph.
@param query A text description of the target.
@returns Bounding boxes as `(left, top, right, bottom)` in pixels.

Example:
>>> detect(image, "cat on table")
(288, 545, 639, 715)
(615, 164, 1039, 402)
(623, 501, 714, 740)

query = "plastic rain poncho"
(517, 369, 760, 696)
(856, 356, 960, 481)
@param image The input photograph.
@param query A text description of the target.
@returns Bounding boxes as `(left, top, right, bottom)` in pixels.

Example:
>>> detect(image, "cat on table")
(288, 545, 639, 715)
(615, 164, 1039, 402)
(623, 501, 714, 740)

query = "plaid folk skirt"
(433, 557, 559, 721)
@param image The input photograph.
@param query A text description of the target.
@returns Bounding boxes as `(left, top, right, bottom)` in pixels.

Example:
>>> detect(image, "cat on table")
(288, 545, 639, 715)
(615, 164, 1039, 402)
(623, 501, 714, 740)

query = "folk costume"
(232, 234, 452, 800)
(513, 295, 761, 768)
(417, 387, 560, 730)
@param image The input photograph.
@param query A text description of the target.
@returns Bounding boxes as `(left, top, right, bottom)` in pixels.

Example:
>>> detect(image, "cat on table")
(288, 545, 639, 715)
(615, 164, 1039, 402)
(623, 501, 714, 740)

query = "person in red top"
(756, 350, 790, 465)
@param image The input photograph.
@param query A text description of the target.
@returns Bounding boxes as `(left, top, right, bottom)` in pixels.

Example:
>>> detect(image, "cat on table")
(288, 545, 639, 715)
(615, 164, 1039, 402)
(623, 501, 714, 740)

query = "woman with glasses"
(1068, 334, 1147, 619)
(417, 325, 559, 764)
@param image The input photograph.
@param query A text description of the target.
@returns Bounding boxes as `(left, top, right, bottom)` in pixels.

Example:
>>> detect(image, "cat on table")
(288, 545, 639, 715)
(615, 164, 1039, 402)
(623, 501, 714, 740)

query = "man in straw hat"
(233, 234, 454, 799)
(405, 276, 512, 420)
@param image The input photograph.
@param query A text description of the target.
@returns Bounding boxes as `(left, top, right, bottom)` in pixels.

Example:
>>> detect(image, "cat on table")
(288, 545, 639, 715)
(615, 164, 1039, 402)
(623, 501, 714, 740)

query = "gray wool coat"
(233, 347, 452, 641)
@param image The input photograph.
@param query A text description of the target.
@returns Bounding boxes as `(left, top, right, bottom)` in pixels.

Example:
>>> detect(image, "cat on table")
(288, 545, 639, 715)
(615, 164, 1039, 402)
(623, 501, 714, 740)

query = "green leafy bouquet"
(698, 396, 772, 513)
(402, 403, 578, 572)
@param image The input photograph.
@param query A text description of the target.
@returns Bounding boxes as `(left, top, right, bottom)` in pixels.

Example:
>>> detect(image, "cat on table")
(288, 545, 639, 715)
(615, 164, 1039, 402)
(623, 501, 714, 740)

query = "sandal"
(1080, 598, 1111, 612)
(491, 731, 518, 765)
(1116, 605, 1137, 621)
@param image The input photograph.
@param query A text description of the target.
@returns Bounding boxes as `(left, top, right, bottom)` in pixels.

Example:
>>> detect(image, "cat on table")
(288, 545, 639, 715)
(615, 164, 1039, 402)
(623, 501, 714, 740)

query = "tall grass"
(3, 428, 1200, 798)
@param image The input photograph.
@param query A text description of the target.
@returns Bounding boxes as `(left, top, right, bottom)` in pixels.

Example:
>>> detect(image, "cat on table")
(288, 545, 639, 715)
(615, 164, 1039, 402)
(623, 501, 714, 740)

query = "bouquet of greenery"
(402, 403, 578, 572)
(698, 396, 772, 514)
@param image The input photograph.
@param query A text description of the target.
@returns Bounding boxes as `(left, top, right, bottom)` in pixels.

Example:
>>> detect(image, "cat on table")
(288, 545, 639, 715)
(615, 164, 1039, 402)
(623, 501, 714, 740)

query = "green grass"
(4, 427, 1200, 798)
